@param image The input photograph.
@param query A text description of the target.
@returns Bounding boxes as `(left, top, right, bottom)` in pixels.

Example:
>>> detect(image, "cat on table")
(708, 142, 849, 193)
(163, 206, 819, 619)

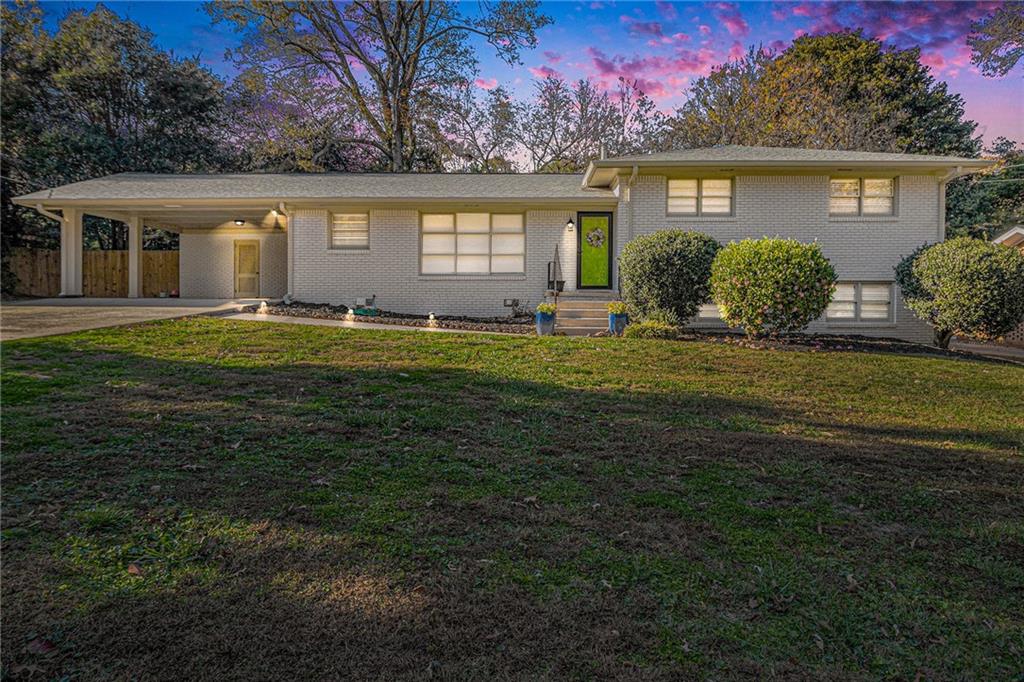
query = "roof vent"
(599, 142, 607, 160)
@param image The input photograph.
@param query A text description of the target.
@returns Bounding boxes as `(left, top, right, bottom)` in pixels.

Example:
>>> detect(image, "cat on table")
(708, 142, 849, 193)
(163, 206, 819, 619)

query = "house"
(992, 226, 1024, 347)
(14, 145, 993, 342)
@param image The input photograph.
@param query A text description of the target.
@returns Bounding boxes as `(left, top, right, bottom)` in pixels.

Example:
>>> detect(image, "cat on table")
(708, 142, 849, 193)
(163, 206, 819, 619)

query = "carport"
(13, 175, 289, 300)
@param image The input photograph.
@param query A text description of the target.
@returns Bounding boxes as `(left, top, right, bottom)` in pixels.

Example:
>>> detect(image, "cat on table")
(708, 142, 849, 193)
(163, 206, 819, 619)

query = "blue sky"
(38, 0, 1024, 145)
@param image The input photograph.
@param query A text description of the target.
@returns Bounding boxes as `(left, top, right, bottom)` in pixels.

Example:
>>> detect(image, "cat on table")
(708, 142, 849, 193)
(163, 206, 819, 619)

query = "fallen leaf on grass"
(26, 638, 57, 656)
(127, 563, 144, 576)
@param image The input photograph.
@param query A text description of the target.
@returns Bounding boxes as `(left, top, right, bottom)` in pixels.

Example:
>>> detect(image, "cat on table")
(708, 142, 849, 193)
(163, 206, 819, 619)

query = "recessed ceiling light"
(163, 204, 182, 208)
(234, 219, 245, 226)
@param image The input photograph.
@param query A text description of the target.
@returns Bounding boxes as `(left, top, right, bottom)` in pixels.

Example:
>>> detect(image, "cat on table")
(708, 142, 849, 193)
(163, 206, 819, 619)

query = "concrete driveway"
(1, 298, 268, 341)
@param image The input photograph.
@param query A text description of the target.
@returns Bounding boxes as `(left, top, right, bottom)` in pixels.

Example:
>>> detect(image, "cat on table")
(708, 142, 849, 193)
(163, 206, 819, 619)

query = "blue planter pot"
(536, 311, 555, 336)
(609, 313, 628, 336)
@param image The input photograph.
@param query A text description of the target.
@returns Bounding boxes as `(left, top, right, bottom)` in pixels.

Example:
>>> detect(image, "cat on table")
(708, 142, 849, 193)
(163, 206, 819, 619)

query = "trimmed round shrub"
(895, 237, 1024, 348)
(622, 319, 679, 340)
(618, 230, 721, 323)
(711, 238, 836, 336)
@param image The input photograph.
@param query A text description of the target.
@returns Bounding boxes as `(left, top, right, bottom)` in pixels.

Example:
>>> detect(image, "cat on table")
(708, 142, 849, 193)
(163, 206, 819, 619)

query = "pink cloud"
(474, 77, 498, 90)
(672, 32, 691, 42)
(698, 24, 711, 36)
(528, 64, 563, 80)
(728, 41, 745, 61)
(712, 2, 749, 38)
(621, 15, 665, 38)
(655, 0, 678, 21)
(543, 50, 563, 64)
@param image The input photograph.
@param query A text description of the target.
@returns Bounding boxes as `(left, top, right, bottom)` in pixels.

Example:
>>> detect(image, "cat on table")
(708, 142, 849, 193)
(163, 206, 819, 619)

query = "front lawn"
(2, 318, 1022, 679)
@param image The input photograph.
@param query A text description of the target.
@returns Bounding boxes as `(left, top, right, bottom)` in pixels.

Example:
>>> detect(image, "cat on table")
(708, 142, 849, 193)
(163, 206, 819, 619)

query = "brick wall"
(180, 231, 287, 299)
(290, 208, 576, 316)
(619, 174, 940, 343)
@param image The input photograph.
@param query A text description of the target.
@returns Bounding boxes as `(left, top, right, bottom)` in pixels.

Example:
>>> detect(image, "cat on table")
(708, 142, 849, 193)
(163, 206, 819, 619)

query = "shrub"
(622, 320, 678, 339)
(711, 238, 836, 336)
(895, 237, 1024, 348)
(618, 230, 721, 323)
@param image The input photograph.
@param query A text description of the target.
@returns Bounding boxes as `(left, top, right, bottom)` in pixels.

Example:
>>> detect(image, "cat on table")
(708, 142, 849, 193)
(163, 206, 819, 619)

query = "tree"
(1, 1, 233, 262)
(895, 238, 1024, 348)
(227, 67, 378, 172)
(440, 84, 517, 172)
(968, 3, 1024, 77)
(946, 137, 1024, 239)
(665, 33, 981, 157)
(209, 0, 550, 172)
(762, 32, 979, 156)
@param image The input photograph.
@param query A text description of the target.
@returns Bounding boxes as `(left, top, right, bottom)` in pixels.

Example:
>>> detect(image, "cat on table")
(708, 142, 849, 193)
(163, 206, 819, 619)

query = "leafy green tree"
(946, 138, 1024, 239)
(968, 3, 1024, 77)
(666, 33, 981, 157)
(1, 1, 233, 261)
(895, 238, 1024, 348)
(209, 0, 550, 172)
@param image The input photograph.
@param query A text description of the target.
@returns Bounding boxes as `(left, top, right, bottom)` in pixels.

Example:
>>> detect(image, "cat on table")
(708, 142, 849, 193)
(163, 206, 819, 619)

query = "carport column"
(127, 214, 143, 298)
(59, 208, 83, 297)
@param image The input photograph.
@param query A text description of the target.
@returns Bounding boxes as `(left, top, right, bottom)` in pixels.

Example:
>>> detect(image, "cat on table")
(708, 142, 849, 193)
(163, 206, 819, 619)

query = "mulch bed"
(677, 329, 1006, 362)
(259, 301, 535, 334)
(255, 302, 1002, 362)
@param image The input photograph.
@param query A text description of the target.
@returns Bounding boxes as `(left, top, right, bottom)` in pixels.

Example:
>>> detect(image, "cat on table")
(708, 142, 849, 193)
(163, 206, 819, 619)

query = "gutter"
(35, 204, 66, 224)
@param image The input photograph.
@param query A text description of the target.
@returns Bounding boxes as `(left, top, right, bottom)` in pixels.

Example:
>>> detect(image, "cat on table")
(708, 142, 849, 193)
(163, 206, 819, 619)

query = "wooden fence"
(6, 248, 179, 298)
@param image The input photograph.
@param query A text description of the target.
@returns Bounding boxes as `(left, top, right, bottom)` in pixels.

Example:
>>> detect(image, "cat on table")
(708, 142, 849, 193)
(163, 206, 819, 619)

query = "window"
(827, 282, 893, 322)
(421, 213, 524, 275)
(829, 178, 895, 216)
(330, 213, 369, 249)
(698, 303, 722, 319)
(667, 178, 733, 216)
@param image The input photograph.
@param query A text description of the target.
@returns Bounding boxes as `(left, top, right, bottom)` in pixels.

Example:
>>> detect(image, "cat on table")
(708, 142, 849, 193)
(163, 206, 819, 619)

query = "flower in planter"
(606, 301, 628, 315)
(536, 302, 557, 315)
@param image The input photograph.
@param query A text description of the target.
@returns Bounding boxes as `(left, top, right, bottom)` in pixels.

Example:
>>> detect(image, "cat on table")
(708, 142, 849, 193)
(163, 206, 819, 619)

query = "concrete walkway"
(1, 298, 268, 341)
(950, 340, 1024, 365)
(222, 312, 517, 335)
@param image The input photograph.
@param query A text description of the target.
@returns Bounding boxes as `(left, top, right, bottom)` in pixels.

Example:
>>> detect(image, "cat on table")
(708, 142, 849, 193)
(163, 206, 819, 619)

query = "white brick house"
(14, 146, 992, 343)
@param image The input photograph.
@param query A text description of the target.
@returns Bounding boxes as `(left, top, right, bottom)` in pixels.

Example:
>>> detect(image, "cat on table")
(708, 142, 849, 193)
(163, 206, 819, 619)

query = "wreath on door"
(585, 228, 605, 248)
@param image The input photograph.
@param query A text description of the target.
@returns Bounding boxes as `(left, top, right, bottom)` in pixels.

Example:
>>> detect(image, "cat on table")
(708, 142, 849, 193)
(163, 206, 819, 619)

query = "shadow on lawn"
(2, 342, 1023, 680)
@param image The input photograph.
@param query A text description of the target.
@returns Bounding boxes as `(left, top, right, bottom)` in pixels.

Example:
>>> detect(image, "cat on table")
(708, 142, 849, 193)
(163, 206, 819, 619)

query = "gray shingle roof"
(601, 145, 986, 165)
(15, 172, 611, 203)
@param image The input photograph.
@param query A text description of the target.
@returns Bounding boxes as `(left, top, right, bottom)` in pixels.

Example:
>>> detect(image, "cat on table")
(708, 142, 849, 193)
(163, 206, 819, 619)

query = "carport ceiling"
(84, 206, 281, 231)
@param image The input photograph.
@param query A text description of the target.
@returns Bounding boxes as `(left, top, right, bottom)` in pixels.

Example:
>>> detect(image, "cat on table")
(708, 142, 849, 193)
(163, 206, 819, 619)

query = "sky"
(38, 0, 1024, 145)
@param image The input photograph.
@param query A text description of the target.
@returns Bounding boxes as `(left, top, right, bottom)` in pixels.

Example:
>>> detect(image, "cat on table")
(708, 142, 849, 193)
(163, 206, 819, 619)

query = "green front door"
(577, 212, 612, 289)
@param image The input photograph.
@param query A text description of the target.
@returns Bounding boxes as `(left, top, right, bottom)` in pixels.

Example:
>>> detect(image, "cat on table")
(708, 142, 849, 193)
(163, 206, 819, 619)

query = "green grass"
(2, 317, 1022, 680)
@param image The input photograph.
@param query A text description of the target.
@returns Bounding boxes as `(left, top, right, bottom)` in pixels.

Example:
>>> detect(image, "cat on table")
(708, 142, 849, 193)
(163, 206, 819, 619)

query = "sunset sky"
(39, 0, 1024, 145)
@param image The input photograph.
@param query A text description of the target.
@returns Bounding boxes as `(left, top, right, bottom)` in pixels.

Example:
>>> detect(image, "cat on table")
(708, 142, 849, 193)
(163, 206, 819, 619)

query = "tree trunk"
(935, 328, 954, 349)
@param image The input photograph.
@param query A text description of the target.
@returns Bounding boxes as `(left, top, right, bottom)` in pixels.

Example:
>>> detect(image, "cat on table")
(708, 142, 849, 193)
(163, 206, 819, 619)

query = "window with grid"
(826, 282, 893, 322)
(829, 178, 894, 216)
(667, 178, 733, 216)
(330, 213, 369, 249)
(421, 213, 524, 275)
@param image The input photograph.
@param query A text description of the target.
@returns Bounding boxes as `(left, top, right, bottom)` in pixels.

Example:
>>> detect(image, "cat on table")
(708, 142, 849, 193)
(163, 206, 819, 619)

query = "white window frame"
(419, 212, 525, 275)
(829, 178, 897, 217)
(329, 212, 369, 250)
(826, 282, 894, 323)
(667, 178, 734, 217)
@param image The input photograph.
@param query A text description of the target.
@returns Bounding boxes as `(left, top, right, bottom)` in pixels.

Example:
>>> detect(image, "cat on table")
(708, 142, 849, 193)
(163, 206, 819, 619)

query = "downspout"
(936, 166, 962, 242)
(278, 202, 293, 301)
(624, 164, 638, 294)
